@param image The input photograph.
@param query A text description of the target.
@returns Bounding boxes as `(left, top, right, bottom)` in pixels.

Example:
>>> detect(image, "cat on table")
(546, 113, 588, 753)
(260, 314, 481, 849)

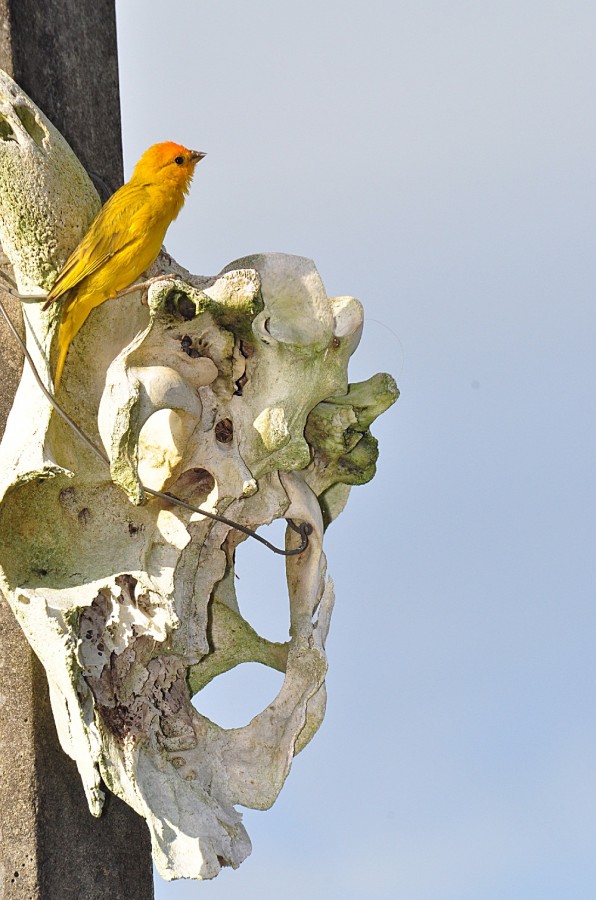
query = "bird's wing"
(46, 184, 149, 303)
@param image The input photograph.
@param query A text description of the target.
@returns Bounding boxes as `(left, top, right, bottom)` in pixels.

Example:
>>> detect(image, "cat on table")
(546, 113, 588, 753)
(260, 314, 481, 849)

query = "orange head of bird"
(132, 141, 206, 194)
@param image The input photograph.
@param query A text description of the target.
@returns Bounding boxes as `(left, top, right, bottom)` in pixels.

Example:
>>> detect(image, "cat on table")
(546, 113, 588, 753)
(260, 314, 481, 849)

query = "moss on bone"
(303, 372, 399, 512)
(0, 471, 75, 587)
(307, 373, 399, 442)
(332, 431, 380, 484)
(0, 472, 152, 589)
(0, 71, 99, 292)
(188, 599, 288, 694)
(304, 403, 360, 456)
(158, 273, 264, 340)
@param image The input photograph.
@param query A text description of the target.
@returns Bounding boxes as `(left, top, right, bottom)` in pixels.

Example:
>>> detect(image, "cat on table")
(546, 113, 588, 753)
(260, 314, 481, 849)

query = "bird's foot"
(112, 273, 178, 306)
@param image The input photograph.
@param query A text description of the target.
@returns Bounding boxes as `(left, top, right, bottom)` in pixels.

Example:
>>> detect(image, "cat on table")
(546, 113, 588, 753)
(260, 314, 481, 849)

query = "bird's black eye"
(174, 156, 184, 165)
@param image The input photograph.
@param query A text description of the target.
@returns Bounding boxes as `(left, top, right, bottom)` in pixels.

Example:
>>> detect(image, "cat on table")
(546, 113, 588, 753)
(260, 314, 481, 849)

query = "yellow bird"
(43, 141, 205, 387)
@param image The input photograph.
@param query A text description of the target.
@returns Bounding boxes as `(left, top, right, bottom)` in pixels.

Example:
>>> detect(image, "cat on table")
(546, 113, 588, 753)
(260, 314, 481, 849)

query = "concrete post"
(0, 0, 124, 195)
(0, 3, 154, 897)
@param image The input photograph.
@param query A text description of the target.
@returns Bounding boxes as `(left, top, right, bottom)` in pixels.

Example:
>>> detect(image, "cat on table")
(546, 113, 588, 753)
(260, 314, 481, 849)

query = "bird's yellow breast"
(81, 182, 181, 297)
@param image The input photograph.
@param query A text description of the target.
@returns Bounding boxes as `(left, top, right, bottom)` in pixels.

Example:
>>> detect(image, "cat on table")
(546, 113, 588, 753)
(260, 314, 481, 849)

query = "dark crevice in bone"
(14, 105, 46, 146)
(0, 114, 15, 141)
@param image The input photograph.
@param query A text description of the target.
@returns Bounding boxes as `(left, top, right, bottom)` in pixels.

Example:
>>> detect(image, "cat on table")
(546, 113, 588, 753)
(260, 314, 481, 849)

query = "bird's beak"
(190, 150, 206, 163)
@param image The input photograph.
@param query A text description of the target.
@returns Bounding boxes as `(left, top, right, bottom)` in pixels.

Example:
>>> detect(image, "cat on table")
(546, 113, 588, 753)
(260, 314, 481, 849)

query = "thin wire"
(0, 288, 311, 556)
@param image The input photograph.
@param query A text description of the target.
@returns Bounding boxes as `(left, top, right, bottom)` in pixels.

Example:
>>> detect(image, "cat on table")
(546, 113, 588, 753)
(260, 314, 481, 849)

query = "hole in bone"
(192, 662, 284, 729)
(215, 418, 233, 443)
(170, 467, 215, 503)
(234, 372, 247, 396)
(0, 114, 15, 141)
(180, 334, 201, 358)
(165, 289, 196, 320)
(115, 573, 138, 605)
(233, 519, 290, 643)
(137, 408, 195, 492)
(14, 105, 46, 146)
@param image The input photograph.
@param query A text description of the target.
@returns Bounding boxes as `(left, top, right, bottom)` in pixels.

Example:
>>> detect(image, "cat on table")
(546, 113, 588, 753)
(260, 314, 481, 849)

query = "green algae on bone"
(0, 71, 99, 294)
(305, 373, 398, 481)
(188, 599, 288, 695)
(157, 275, 264, 339)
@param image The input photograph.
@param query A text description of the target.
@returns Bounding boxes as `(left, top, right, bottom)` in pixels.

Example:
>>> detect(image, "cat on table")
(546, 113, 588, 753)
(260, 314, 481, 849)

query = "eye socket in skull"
(191, 663, 285, 729)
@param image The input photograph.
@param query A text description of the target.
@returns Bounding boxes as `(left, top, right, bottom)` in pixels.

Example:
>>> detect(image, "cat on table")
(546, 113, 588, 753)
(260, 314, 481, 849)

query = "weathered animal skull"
(0, 70, 397, 880)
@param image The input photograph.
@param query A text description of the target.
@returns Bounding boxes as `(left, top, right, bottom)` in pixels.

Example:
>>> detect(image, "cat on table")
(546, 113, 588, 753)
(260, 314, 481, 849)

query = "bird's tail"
(53, 293, 95, 389)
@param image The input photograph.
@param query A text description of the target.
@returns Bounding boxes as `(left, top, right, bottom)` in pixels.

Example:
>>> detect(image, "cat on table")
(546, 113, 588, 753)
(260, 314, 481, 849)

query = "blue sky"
(116, 2, 596, 897)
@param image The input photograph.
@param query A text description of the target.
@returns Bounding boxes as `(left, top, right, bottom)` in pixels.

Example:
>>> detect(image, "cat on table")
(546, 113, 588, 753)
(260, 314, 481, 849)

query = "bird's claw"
(139, 273, 178, 305)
